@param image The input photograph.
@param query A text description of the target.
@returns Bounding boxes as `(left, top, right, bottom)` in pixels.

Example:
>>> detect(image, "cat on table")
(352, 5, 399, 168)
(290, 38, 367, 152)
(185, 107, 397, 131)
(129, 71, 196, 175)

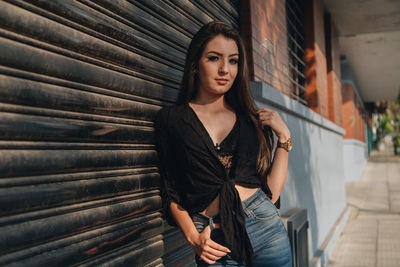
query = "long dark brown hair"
(177, 21, 275, 178)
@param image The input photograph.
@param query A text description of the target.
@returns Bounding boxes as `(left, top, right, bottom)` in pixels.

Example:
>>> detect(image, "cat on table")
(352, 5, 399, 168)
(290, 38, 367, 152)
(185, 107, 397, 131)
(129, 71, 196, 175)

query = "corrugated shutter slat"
(0, 0, 238, 265)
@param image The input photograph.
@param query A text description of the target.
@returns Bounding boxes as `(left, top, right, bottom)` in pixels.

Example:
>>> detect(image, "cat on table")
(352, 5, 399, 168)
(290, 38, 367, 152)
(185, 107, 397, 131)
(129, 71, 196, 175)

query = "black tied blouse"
(155, 103, 279, 267)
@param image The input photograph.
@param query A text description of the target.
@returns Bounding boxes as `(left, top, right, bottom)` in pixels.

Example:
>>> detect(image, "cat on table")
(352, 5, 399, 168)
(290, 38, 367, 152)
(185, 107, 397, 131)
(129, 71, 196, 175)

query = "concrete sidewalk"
(327, 148, 400, 267)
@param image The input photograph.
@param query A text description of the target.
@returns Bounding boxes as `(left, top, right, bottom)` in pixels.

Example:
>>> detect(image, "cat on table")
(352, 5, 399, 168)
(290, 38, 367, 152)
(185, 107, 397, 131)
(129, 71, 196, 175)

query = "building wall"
(242, 0, 345, 125)
(241, 0, 354, 263)
(342, 82, 366, 142)
(304, 0, 329, 119)
(341, 81, 368, 182)
(241, 0, 291, 95)
(343, 139, 368, 182)
(325, 13, 343, 126)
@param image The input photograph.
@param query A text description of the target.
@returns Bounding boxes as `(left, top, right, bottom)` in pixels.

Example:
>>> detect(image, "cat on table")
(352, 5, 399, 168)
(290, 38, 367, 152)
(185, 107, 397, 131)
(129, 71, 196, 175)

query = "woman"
(155, 21, 293, 267)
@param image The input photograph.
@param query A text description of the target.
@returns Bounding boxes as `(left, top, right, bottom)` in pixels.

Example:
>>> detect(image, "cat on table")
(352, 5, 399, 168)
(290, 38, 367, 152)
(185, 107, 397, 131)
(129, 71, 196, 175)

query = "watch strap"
(277, 137, 293, 152)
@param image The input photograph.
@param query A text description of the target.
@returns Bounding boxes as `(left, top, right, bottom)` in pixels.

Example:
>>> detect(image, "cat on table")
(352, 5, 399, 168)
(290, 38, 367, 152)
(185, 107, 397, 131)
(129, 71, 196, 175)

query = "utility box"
(281, 208, 309, 267)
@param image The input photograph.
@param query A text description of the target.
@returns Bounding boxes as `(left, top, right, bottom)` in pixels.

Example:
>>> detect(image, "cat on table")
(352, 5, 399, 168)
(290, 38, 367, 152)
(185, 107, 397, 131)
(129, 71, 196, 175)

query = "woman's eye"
(208, 56, 219, 61)
(230, 59, 238, 64)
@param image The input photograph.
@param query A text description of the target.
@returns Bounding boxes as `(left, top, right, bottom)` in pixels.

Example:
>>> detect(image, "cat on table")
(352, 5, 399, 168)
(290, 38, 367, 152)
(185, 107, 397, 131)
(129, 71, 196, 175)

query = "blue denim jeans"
(193, 188, 292, 267)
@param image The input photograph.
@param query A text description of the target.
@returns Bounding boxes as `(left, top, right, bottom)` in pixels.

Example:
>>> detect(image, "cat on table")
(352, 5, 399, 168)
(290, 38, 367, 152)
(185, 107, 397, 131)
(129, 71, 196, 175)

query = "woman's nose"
(218, 60, 228, 75)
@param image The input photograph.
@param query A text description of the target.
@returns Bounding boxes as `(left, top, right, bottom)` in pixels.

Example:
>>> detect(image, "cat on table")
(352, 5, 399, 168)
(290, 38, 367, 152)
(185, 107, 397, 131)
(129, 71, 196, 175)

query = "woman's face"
(197, 34, 239, 97)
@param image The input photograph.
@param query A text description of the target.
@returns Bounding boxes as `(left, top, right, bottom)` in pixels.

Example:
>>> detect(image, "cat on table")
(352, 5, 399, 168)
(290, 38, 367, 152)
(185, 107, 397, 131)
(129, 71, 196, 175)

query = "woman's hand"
(188, 223, 230, 264)
(257, 108, 291, 142)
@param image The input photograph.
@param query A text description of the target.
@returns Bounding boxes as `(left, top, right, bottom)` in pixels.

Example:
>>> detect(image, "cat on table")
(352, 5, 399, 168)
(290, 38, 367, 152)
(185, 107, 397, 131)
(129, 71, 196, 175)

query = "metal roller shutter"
(0, 0, 239, 266)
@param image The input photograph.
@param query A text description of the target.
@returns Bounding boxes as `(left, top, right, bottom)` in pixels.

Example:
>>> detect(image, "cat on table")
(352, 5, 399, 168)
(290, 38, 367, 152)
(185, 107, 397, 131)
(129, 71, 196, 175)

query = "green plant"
(375, 114, 393, 146)
(374, 90, 400, 149)
(390, 91, 400, 148)
(393, 134, 400, 147)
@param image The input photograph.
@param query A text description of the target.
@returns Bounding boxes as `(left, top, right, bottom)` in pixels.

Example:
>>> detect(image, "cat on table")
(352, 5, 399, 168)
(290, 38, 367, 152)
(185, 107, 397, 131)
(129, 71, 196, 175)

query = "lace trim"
(217, 153, 233, 169)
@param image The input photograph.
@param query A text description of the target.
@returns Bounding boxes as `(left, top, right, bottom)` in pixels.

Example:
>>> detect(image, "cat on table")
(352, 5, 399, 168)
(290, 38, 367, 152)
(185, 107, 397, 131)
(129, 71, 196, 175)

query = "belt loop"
(241, 204, 250, 217)
(209, 217, 214, 231)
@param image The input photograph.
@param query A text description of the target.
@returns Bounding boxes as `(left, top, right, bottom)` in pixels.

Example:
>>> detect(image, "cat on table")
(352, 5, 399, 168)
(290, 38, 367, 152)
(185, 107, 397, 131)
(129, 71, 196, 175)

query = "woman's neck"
(190, 94, 231, 114)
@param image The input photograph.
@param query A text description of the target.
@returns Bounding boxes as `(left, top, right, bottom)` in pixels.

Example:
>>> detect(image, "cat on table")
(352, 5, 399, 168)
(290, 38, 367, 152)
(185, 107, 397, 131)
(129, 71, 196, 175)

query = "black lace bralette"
(214, 119, 239, 178)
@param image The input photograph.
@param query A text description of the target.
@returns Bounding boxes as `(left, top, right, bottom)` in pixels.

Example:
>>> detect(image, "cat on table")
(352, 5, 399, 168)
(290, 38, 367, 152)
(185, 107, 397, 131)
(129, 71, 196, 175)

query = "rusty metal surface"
(0, 0, 238, 265)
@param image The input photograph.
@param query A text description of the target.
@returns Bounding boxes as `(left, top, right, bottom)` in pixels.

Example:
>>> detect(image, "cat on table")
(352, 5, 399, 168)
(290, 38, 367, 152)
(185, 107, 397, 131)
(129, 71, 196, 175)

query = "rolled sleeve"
(154, 107, 182, 226)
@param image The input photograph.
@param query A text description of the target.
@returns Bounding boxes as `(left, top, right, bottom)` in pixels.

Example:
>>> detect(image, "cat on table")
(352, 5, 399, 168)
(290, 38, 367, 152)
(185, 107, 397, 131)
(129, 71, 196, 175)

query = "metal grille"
(286, 0, 307, 105)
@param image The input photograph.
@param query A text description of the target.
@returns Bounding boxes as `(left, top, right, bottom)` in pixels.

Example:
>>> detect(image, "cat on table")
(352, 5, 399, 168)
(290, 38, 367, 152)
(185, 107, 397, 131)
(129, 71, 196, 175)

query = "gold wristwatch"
(277, 137, 293, 152)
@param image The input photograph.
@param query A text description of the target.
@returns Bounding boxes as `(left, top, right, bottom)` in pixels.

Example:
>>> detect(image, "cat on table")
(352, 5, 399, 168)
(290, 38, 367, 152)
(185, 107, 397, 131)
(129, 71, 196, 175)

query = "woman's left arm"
(257, 108, 291, 204)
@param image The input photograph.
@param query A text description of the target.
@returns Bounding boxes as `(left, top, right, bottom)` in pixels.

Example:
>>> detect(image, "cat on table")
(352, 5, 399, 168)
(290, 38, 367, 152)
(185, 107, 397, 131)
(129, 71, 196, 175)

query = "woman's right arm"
(169, 201, 230, 264)
(154, 107, 229, 264)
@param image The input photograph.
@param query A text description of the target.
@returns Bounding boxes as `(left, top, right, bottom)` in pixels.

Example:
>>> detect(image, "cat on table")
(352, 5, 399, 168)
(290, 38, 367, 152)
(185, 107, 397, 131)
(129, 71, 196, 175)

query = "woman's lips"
(216, 79, 228, 85)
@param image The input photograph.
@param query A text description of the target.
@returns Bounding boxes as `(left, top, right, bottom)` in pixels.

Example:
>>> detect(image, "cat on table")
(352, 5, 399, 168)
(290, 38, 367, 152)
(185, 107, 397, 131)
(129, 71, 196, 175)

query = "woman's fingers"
(258, 110, 275, 122)
(201, 224, 211, 237)
(203, 245, 228, 258)
(207, 239, 230, 254)
(201, 225, 230, 253)
(257, 109, 283, 128)
(257, 108, 291, 140)
(213, 223, 221, 229)
(201, 254, 217, 264)
(200, 245, 227, 264)
(258, 110, 276, 119)
(256, 107, 273, 113)
(201, 251, 220, 264)
(195, 224, 230, 264)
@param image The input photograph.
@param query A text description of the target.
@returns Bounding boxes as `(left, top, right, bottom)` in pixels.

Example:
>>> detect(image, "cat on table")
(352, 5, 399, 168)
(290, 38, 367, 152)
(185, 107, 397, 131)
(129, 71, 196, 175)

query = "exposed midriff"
(200, 186, 259, 217)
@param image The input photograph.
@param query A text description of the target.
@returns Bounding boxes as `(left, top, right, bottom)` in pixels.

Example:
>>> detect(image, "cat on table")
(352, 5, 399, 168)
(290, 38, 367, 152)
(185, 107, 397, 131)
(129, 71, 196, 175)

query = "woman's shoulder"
(155, 103, 187, 127)
(156, 103, 186, 118)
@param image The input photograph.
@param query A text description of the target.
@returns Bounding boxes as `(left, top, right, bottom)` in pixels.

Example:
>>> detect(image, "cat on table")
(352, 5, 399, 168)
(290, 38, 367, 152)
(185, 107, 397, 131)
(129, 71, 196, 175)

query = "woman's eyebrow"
(206, 51, 239, 57)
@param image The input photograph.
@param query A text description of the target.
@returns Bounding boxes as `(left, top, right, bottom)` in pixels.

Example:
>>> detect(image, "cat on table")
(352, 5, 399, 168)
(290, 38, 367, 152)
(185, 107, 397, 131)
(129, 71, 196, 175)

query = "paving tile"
(330, 246, 376, 266)
(379, 220, 400, 239)
(341, 223, 377, 237)
(389, 193, 400, 213)
(327, 149, 400, 267)
(377, 239, 400, 251)
(376, 249, 400, 267)
(357, 213, 399, 221)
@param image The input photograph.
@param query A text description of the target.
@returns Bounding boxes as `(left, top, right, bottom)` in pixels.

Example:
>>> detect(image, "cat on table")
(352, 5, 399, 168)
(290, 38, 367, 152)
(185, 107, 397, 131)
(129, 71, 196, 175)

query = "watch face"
(283, 138, 292, 151)
(278, 138, 292, 151)
(288, 139, 293, 150)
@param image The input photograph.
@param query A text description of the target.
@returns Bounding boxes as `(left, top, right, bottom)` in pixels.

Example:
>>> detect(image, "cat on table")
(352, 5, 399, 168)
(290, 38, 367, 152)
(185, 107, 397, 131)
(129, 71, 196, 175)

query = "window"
(286, 0, 307, 104)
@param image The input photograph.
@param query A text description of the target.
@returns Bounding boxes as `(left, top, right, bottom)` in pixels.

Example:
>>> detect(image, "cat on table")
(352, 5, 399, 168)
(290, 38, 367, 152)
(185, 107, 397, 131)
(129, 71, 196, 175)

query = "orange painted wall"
(342, 83, 365, 141)
(304, 0, 329, 119)
(325, 13, 343, 126)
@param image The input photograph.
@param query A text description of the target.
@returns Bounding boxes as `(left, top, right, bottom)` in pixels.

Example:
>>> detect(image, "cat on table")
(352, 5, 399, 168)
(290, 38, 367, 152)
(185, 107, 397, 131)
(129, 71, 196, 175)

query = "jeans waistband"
(241, 187, 265, 209)
(192, 188, 265, 229)
(192, 213, 221, 231)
